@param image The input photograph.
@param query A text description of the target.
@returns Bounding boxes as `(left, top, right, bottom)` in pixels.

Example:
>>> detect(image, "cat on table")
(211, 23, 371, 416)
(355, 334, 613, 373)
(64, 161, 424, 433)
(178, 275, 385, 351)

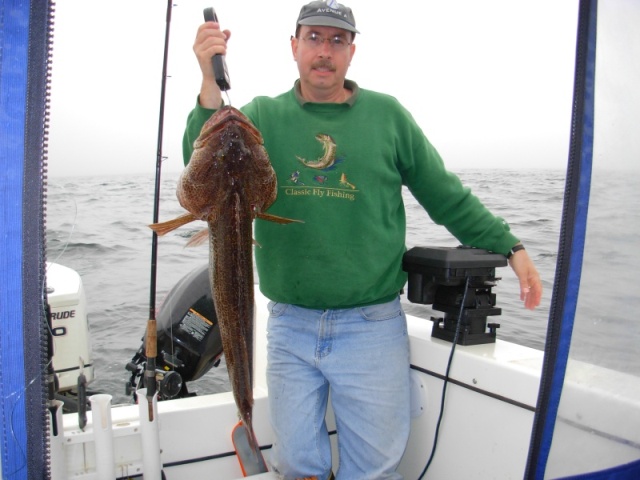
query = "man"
(185, 2, 542, 479)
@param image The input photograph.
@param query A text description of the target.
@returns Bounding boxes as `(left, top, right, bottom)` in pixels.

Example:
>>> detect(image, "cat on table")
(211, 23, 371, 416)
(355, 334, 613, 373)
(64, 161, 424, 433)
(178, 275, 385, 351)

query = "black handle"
(203, 7, 231, 91)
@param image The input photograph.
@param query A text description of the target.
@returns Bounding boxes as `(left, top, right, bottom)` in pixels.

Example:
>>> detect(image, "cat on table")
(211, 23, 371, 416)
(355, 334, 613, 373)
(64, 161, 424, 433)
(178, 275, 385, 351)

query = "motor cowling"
(126, 264, 224, 400)
(47, 262, 94, 391)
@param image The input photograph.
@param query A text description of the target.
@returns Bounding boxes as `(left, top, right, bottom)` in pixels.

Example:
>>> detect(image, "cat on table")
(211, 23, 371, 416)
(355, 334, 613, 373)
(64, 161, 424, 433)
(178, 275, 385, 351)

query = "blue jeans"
(266, 297, 410, 480)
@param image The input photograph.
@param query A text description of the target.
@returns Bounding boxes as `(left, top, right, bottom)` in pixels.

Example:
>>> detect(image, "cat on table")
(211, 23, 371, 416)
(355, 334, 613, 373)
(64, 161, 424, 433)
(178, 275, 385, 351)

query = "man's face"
(292, 25, 356, 98)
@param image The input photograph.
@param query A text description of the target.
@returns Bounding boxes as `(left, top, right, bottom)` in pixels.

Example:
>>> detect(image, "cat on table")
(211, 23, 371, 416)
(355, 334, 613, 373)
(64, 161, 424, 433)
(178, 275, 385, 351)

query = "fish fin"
(149, 212, 199, 235)
(256, 212, 304, 224)
(185, 228, 209, 247)
(231, 421, 269, 476)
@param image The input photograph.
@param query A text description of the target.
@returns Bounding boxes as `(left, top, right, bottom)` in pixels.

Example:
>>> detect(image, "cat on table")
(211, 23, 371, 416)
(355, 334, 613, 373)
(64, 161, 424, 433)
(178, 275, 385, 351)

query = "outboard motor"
(126, 264, 224, 400)
(47, 262, 95, 414)
(403, 246, 507, 345)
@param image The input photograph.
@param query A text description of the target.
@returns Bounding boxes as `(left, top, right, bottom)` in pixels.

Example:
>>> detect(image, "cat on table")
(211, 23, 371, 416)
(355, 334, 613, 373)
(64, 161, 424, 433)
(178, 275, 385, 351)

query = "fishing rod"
(146, 0, 174, 419)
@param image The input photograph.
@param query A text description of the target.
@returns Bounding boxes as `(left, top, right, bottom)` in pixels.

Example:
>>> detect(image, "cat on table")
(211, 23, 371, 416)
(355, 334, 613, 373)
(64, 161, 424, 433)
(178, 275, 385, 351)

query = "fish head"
(196, 106, 264, 149)
(177, 107, 278, 222)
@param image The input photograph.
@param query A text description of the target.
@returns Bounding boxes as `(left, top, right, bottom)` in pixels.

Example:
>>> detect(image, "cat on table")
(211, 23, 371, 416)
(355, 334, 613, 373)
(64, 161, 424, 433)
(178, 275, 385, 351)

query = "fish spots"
(153, 106, 298, 460)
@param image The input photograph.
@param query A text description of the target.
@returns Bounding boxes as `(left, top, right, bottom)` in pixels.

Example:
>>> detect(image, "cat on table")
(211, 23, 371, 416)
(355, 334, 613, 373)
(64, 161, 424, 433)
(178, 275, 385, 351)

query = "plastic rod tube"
(49, 400, 67, 480)
(137, 388, 163, 479)
(90, 394, 116, 479)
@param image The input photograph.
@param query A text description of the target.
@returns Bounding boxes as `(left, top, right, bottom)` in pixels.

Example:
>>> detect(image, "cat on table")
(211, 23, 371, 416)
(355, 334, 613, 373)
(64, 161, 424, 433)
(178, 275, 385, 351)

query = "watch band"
(507, 244, 526, 258)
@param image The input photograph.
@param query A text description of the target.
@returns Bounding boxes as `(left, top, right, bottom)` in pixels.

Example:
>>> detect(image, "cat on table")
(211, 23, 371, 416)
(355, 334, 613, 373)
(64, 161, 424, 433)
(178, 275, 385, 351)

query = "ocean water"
(45, 168, 637, 405)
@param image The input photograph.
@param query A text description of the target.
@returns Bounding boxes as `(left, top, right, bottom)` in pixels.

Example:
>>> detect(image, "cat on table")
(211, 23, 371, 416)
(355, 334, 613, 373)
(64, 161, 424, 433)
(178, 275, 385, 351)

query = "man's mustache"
(311, 59, 336, 71)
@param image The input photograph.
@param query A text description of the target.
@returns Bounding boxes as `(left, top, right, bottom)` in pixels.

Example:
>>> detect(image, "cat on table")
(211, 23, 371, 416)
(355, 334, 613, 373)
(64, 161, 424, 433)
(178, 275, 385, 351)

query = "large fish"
(150, 106, 298, 453)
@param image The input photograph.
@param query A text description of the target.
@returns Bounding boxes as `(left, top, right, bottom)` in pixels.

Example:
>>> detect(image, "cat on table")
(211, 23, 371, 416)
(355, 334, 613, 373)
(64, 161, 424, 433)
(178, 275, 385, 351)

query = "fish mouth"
(215, 106, 252, 125)
(203, 106, 263, 144)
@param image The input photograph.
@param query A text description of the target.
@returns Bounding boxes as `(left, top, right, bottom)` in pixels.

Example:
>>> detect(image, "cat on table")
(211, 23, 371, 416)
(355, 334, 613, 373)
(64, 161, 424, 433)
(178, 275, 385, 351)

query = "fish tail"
(232, 418, 268, 474)
(149, 212, 199, 235)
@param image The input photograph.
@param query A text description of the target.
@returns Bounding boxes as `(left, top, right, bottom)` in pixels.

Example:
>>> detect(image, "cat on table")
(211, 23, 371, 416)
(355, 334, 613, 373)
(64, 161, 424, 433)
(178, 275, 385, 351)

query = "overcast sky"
(46, 0, 636, 177)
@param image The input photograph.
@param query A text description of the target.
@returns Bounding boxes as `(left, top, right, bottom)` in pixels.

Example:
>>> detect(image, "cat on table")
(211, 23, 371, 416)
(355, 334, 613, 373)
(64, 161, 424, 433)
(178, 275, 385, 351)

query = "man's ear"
(291, 35, 298, 61)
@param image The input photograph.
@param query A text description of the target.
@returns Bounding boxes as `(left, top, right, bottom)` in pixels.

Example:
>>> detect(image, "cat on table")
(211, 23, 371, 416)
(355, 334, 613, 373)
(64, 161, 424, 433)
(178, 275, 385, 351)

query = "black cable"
(418, 276, 471, 479)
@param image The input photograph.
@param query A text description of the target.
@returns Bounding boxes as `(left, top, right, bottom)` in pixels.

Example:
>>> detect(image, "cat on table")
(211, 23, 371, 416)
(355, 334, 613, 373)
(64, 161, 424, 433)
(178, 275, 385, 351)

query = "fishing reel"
(403, 246, 507, 345)
(126, 351, 186, 401)
(125, 264, 224, 401)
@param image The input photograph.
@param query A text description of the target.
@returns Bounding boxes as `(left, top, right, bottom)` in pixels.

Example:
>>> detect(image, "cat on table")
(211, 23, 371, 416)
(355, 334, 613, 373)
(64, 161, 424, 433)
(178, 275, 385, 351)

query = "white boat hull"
(50, 287, 640, 479)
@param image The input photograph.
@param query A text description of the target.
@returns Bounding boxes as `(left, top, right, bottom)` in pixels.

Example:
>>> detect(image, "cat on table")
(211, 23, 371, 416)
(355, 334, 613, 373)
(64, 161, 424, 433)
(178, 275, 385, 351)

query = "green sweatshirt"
(182, 80, 519, 309)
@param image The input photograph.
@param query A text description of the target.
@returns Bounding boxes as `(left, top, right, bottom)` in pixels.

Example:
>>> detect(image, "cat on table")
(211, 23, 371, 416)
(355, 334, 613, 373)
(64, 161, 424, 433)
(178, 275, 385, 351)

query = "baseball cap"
(297, 0, 360, 35)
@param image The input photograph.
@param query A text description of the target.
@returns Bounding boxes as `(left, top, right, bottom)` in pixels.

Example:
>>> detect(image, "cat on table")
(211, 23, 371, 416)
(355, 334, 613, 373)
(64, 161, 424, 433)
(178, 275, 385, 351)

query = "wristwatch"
(507, 244, 526, 259)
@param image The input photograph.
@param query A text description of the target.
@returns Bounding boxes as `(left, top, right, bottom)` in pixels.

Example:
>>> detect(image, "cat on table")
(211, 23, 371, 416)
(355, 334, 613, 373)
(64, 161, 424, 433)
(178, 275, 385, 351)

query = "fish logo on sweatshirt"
(286, 133, 358, 201)
(296, 134, 343, 170)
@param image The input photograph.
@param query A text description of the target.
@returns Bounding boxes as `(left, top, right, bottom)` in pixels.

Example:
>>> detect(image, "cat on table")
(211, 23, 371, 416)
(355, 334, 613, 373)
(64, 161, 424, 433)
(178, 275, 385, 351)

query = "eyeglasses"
(300, 32, 352, 51)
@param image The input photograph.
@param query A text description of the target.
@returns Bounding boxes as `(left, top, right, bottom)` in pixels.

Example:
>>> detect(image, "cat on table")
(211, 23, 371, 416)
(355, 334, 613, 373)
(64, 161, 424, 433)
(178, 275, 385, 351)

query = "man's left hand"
(509, 249, 543, 310)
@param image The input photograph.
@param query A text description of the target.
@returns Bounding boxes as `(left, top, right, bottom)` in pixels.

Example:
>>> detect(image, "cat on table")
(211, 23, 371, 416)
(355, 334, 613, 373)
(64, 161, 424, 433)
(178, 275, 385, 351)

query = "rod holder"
(90, 394, 116, 479)
(137, 388, 163, 479)
(49, 400, 67, 480)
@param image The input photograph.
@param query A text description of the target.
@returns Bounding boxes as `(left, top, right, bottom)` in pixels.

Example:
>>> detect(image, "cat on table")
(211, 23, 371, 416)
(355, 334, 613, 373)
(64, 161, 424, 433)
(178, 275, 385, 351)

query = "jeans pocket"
(359, 298, 404, 322)
(267, 301, 289, 318)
